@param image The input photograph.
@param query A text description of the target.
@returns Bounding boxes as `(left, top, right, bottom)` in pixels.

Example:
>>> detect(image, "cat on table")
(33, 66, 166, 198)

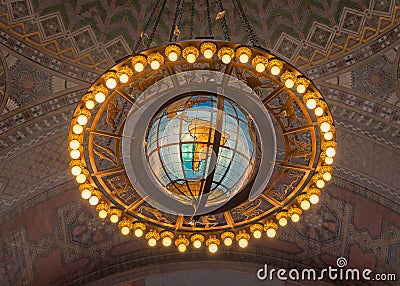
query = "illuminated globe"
(145, 93, 261, 211)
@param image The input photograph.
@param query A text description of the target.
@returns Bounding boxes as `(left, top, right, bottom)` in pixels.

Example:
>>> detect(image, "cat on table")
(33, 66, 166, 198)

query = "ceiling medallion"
(68, 39, 336, 253)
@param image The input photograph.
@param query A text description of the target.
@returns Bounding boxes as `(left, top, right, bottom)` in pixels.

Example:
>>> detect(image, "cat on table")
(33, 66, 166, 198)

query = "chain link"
(189, 0, 195, 39)
(133, 0, 161, 52)
(216, 0, 231, 41)
(232, 0, 260, 46)
(169, 0, 182, 42)
(147, 0, 168, 47)
(205, 0, 213, 36)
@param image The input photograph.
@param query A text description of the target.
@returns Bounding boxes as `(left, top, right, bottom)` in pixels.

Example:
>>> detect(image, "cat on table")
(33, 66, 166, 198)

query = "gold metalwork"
(205, 235, 220, 246)
(215, 10, 226, 20)
(280, 70, 297, 87)
(173, 26, 181, 38)
(131, 55, 147, 71)
(182, 46, 199, 62)
(164, 44, 181, 61)
(251, 55, 268, 72)
(267, 58, 283, 75)
(200, 42, 217, 58)
(191, 233, 205, 243)
(217, 46, 234, 63)
(250, 224, 263, 238)
(145, 229, 160, 241)
(221, 231, 235, 241)
(117, 65, 133, 80)
(235, 46, 252, 63)
(68, 39, 337, 253)
(294, 77, 310, 93)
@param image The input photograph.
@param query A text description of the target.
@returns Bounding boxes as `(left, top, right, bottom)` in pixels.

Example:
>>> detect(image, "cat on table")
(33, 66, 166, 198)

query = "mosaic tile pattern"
(0, 0, 398, 70)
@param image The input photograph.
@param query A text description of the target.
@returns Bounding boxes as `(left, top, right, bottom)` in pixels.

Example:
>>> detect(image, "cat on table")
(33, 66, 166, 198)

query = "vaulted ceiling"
(0, 1, 399, 285)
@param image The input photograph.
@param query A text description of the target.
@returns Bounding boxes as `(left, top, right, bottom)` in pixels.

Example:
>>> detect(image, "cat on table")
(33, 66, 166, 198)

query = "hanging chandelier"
(68, 38, 336, 253)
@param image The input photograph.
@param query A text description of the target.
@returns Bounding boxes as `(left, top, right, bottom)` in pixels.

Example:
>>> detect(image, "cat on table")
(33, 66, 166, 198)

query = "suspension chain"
(133, 0, 161, 52)
(216, 0, 231, 41)
(205, 0, 213, 36)
(147, 0, 168, 47)
(232, 0, 260, 46)
(189, 0, 195, 39)
(169, 0, 183, 42)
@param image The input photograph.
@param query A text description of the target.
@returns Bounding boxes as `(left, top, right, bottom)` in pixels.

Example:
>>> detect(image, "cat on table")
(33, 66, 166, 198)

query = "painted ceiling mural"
(0, 0, 399, 285)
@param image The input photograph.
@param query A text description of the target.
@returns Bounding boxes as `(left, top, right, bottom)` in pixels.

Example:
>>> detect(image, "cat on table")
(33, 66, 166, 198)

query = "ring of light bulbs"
(68, 40, 337, 253)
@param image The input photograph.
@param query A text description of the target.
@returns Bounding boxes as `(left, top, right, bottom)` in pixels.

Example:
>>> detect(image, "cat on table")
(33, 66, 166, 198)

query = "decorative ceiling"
(0, 0, 399, 285)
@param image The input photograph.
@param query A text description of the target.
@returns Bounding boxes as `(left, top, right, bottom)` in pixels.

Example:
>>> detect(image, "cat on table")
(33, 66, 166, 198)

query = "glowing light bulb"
(270, 65, 281, 75)
(326, 147, 336, 157)
(81, 189, 91, 200)
(324, 132, 333, 140)
(148, 238, 157, 247)
(224, 237, 232, 246)
(89, 195, 99, 206)
(121, 226, 130, 235)
(291, 214, 300, 222)
(134, 62, 144, 72)
(256, 63, 265, 73)
(221, 54, 231, 64)
(238, 238, 248, 248)
(98, 209, 107, 219)
(119, 73, 129, 83)
(314, 107, 324, 116)
(325, 157, 334, 165)
(320, 122, 331, 133)
(71, 165, 82, 176)
(208, 243, 218, 253)
(186, 53, 196, 63)
(253, 230, 262, 239)
(309, 194, 320, 204)
(76, 173, 87, 184)
(106, 77, 117, 89)
(300, 200, 311, 210)
(266, 228, 276, 238)
(72, 124, 83, 135)
(69, 140, 80, 150)
(77, 114, 88, 125)
(279, 217, 287, 226)
(134, 228, 143, 237)
(168, 52, 178, 61)
(110, 214, 119, 223)
(306, 98, 317, 109)
(95, 92, 106, 103)
(85, 100, 95, 110)
(193, 240, 202, 249)
(316, 179, 325, 189)
(178, 243, 187, 252)
(296, 84, 306, 94)
(162, 237, 172, 247)
(150, 60, 160, 70)
(285, 78, 295, 88)
(70, 149, 80, 159)
(239, 53, 249, 63)
(203, 49, 213, 59)
(323, 172, 332, 181)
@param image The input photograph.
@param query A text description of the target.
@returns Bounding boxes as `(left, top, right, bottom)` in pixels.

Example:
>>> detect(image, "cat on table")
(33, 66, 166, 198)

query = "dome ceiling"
(0, 1, 399, 285)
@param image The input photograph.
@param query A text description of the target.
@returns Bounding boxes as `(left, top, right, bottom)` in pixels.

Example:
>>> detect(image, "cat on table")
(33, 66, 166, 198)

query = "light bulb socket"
(165, 44, 181, 61)
(235, 46, 252, 63)
(200, 42, 217, 58)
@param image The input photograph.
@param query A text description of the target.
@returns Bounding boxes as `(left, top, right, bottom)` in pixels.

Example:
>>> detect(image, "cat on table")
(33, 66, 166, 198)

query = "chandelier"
(68, 38, 336, 253)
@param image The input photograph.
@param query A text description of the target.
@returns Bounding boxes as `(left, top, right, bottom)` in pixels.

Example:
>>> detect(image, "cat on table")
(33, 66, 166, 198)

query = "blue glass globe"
(145, 94, 260, 209)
